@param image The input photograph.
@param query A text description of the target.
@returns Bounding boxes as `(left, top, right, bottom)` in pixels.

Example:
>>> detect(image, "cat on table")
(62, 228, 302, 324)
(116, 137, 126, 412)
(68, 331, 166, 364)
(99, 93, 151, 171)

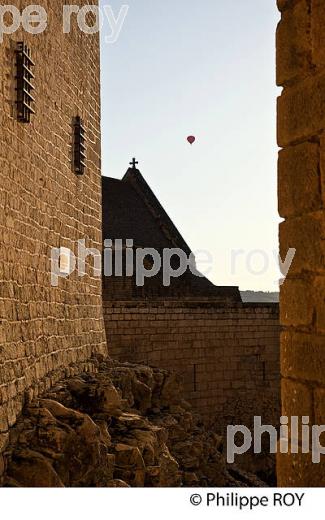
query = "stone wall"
(104, 300, 280, 433)
(0, 0, 107, 450)
(277, 0, 325, 485)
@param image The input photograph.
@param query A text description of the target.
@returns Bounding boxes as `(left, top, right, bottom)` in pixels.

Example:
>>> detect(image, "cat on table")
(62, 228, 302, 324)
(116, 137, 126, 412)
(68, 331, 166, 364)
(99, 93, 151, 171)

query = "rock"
(97, 421, 112, 446)
(0, 454, 4, 477)
(67, 378, 89, 396)
(160, 373, 182, 406)
(3, 476, 21, 487)
(0, 433, 9, 452)
(2, 360, 268, 488)
(158, 447, 180, 487)
(98, 383, 123, 415)
(6, 449, 64, 487)
(66, 376, 123, 416)
(114, 413, 149, 430)
(124, 429, 157, 466)
(40, 399, 85, 420)
(183, 472, 200, 486)
(114, 444, 145, 470)
(132, 380, 152, 414)
(107, 479, 129, 487)
(172, 440, 203, 470)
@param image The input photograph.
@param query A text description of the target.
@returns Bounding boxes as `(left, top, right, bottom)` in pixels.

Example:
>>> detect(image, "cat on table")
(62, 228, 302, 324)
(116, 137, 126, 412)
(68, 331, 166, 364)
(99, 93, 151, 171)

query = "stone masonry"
(277, 0, 325, 485)
(104, 300, 280, 438)
(0, 0, 107, 454)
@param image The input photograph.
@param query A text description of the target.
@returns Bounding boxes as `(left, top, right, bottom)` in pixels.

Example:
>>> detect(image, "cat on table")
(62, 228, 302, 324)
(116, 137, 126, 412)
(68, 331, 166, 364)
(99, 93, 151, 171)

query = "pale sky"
(100, 0, 281, 291)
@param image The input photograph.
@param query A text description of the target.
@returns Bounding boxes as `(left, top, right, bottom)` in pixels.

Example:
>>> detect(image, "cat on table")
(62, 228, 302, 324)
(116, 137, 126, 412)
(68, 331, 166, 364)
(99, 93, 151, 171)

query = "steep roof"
(102, 167, 241, 302)
(102, 168, 191, 253)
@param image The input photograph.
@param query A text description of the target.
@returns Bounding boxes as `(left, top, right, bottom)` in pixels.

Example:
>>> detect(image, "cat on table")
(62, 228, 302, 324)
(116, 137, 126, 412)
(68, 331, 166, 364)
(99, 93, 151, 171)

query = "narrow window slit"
(16, 42, 35, 123)
(73, 116, 86, 175)
(193, 364, 197, 392)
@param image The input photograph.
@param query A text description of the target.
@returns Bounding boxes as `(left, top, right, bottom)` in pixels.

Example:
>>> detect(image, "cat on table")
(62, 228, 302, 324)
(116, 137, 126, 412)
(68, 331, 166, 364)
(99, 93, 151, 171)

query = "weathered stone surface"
(279, 212, 325, 276)
(277, 73, 325, 146)
(281, 331, 325, 384)
(280, 277, 315, 327)
(277, 450, 325, 487)
(2, 361, 267, 487)
(276, 0, 311, 86)
(311, 0, 325, 67)
(277, 0, 300, 12)
(0, 0, 107, 438)
(6, 449, 65, 488)
(278, 142, 322, 218)
(281, 378, 313, 418)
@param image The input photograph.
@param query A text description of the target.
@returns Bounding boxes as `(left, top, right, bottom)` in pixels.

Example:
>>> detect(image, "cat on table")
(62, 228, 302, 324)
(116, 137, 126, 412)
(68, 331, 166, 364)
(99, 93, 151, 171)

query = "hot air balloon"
(187, 135, 196, 145)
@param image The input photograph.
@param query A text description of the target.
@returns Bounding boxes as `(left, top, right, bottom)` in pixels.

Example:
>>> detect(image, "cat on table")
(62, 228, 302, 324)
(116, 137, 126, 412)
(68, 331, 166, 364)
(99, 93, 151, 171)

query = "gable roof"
(102, 168, 191, 253)
(102, 167, 241, 302)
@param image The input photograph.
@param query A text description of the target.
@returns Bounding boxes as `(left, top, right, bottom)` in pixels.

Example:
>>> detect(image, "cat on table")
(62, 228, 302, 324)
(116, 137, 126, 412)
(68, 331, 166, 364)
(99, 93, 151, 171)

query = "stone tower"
(0, 1, 106, 445)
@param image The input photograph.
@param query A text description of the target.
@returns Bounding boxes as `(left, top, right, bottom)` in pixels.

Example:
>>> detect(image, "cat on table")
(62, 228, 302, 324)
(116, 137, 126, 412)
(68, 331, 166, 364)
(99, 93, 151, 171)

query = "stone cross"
(130, 158, 138, 169)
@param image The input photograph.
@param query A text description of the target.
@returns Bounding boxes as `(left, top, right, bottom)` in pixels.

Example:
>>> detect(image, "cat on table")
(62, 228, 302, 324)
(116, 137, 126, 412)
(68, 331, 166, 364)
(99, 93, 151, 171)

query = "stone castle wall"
(3, 0, 323, 489)
(0, 0, 107, 449)
(104, 300, 280, 432)
(277, 0, 325, 486)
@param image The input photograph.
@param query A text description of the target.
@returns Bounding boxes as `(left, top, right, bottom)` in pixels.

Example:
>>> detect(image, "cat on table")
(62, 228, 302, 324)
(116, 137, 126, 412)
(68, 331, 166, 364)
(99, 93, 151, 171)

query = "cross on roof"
(130, 158, 138, 169)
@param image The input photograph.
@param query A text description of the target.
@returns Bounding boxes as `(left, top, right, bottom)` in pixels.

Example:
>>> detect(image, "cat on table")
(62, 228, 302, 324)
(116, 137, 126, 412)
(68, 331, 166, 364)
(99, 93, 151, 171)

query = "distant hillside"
(240, 291, 279, 303)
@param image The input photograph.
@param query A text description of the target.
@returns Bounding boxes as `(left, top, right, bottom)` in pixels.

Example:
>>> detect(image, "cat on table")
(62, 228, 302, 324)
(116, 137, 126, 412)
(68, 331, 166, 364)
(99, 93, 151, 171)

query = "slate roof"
(102, 176, 173, 250)
(102, 167, 241, 302)
(102, 169, 192, 252)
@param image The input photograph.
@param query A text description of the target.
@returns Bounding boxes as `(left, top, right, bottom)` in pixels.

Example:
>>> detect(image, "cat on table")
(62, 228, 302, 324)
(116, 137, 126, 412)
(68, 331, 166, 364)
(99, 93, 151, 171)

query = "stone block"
(276, 0, 311, 86)
(314, 387, 325, 424)
(278, 73, 325, 147)
(277, 450, 325, 486)
(277, 0, 300, 11)
(280, 277, 314, 327)
(281, 378, 313, 417)
(279, 212, 325, 275)
(311, 0, 325, 67)
(281, 330, 325, 383)
(278, 142, 322, 217)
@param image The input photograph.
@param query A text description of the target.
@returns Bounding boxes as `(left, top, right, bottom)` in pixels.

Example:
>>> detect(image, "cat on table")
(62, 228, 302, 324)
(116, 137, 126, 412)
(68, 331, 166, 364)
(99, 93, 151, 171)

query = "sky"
(100, 0, 281, 292)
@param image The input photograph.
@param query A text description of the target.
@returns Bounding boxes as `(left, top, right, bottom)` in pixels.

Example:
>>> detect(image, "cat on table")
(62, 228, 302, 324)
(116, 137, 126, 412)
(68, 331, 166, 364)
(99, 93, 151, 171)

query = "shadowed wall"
(277, 0, 325, 485)
(104, 299, 280, 434)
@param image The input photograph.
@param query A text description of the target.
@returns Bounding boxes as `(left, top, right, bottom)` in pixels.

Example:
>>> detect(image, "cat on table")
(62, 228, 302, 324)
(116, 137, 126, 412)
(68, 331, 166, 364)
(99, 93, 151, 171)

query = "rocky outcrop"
(1, 359, 266, 487)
